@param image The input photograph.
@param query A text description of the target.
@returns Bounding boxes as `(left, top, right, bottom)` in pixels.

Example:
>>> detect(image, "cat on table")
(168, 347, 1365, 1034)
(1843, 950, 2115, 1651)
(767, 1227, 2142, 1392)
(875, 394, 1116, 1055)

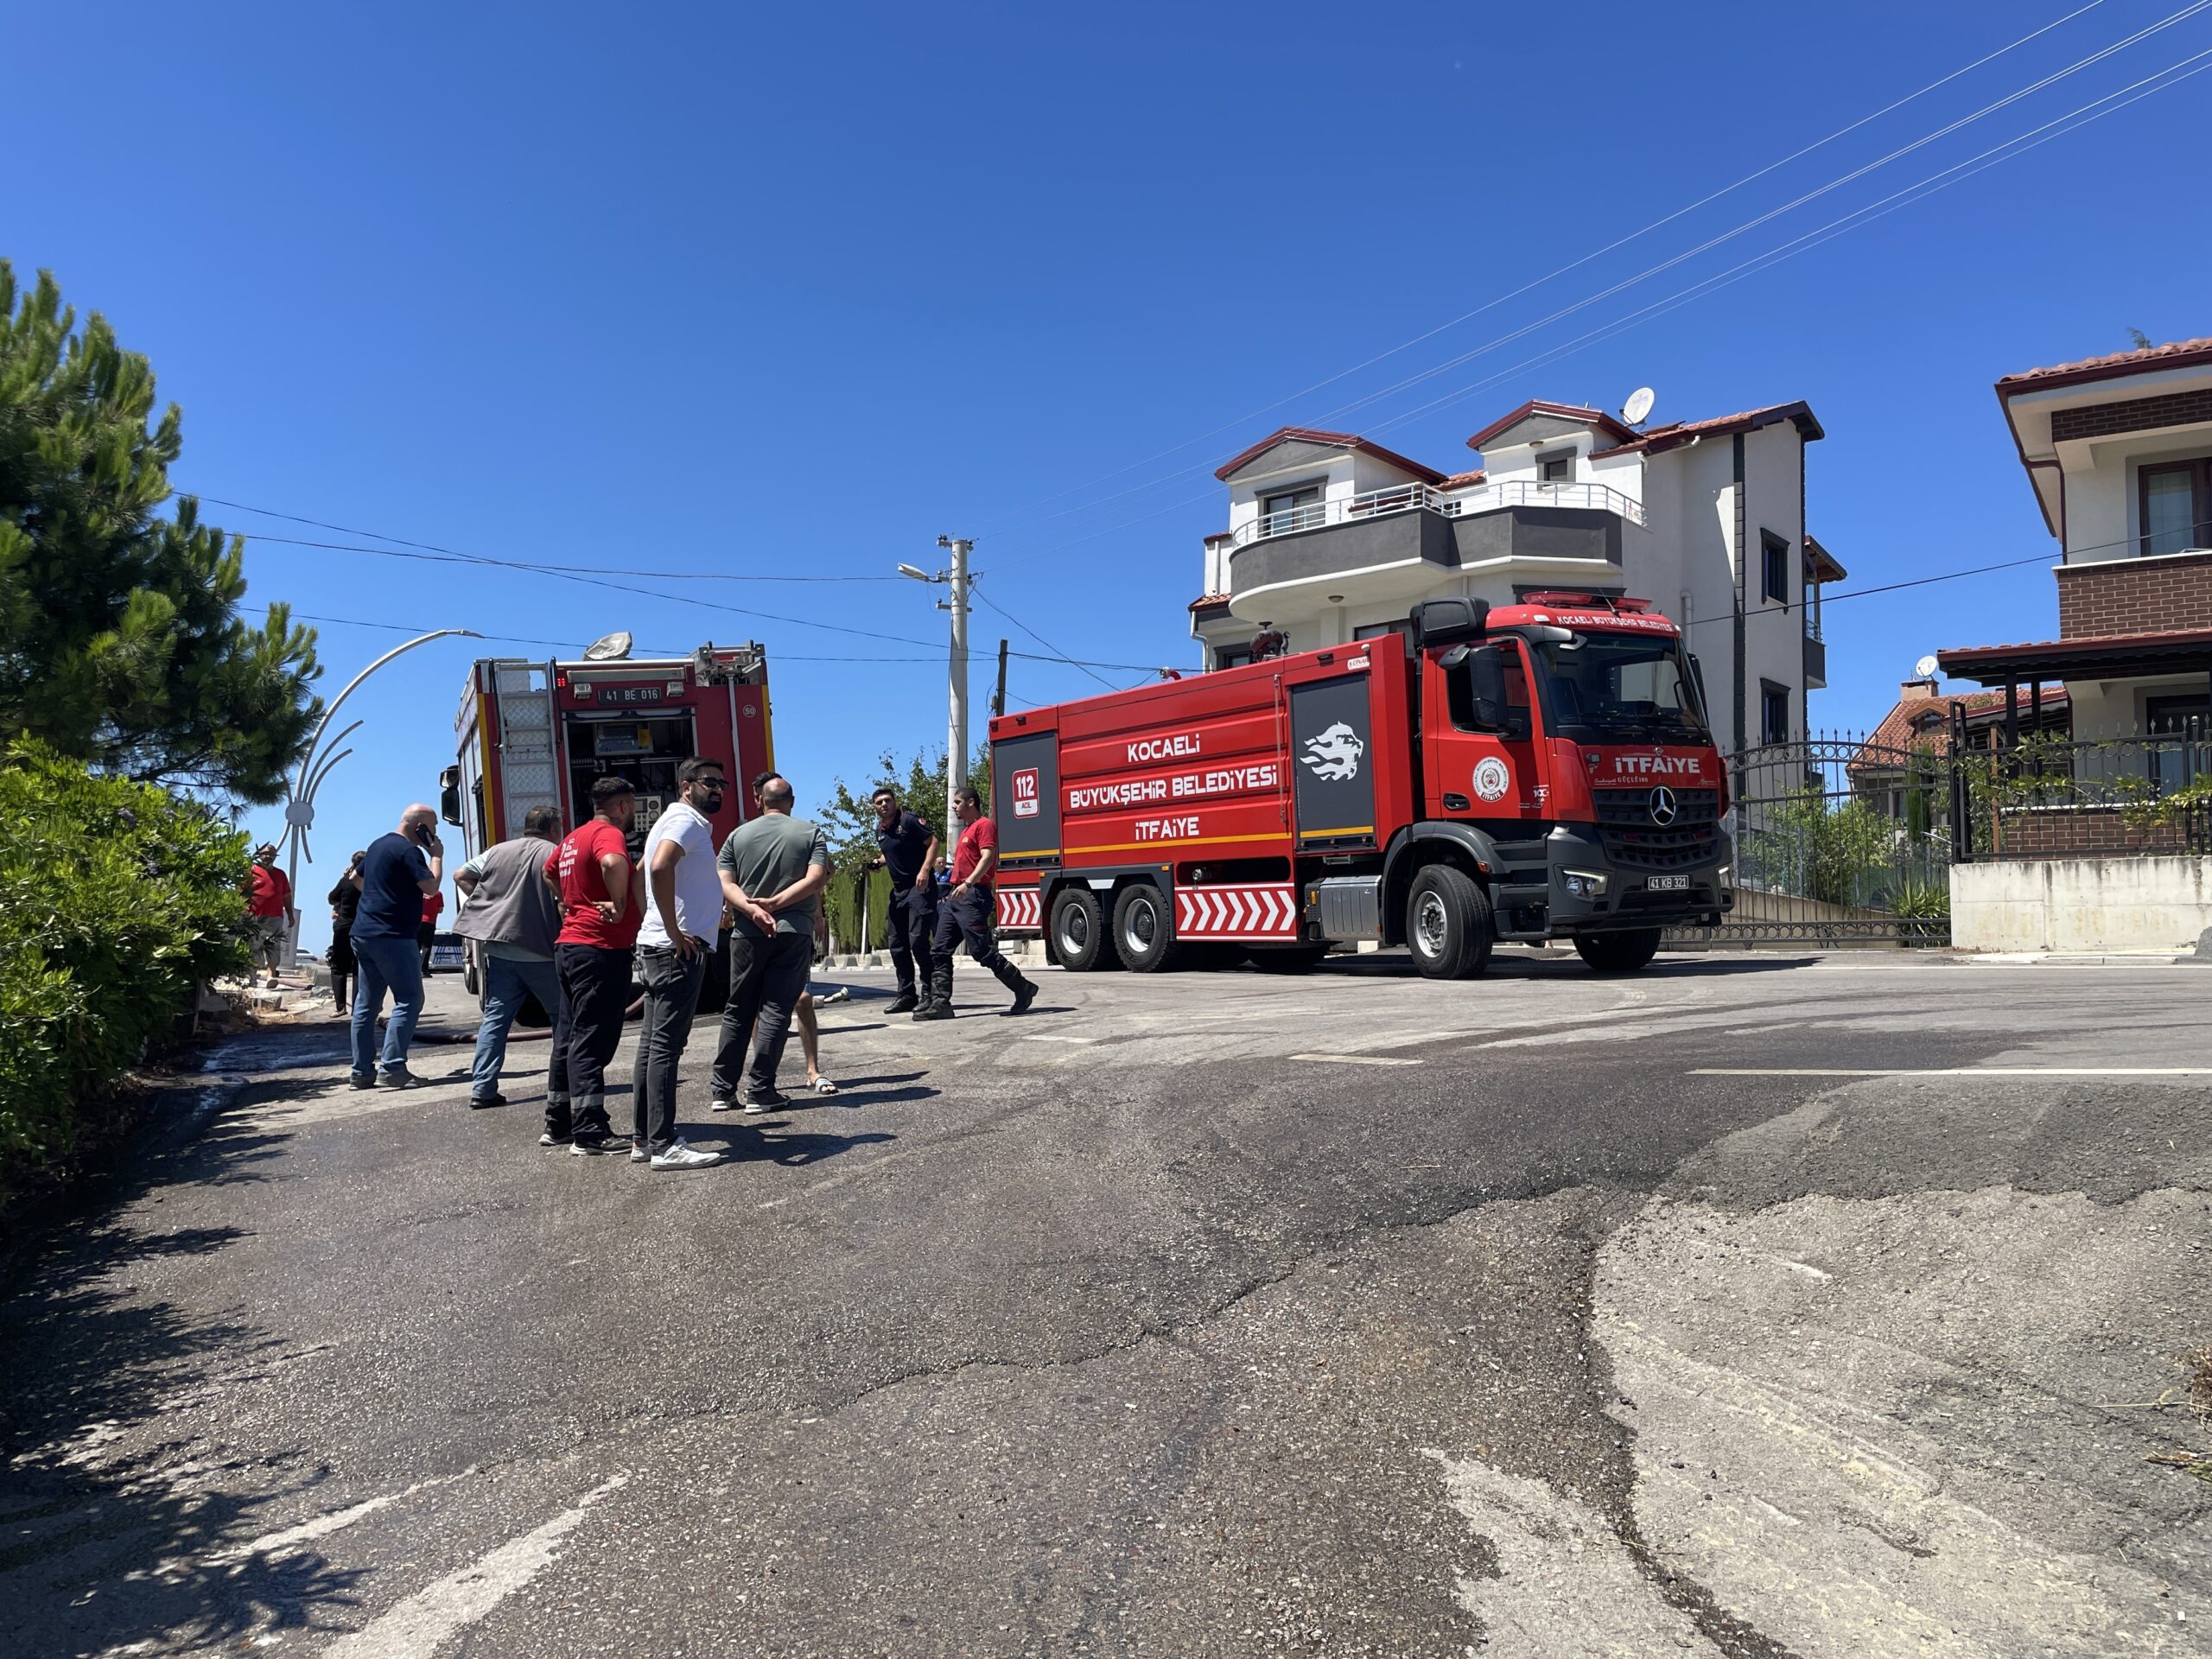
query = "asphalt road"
(3, 948, 2209, 1657)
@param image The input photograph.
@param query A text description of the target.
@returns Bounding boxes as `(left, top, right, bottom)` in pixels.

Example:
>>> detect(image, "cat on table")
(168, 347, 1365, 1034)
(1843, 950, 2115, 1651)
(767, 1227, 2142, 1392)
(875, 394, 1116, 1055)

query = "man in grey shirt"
(709, 773, 830, 1111)
(454, 804, 566, 1114)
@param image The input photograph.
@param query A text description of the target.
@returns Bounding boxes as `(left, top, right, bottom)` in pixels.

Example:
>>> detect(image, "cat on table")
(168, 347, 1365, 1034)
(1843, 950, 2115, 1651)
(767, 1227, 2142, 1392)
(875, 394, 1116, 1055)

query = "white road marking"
(1423, 1450, 1719, 1654)
(318, 1473, 626, 1658)
(1288, 1052, 1423, 1067)
(1689, 1067, 2212, 1077)
(183, 1473, 467, 1570)
(1017, 1033, 1098, 1044)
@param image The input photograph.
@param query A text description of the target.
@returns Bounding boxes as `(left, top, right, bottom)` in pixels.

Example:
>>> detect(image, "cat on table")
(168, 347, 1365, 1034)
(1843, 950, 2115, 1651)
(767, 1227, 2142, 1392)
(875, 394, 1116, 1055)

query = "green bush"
(0, 739, 250, 1185)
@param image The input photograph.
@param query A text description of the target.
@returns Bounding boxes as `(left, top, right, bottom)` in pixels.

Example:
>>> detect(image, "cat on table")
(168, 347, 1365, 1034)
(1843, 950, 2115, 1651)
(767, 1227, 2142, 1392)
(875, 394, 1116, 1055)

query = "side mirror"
(1411, 596, 1490, 647)
(438, 764, 464, 829)
(1465, 645, 1510, 731)
(1688, 652, 1709, 715)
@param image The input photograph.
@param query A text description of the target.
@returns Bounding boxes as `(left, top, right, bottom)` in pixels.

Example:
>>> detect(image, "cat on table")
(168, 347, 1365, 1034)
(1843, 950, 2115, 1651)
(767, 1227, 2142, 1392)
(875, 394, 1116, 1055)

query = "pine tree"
(0, 262, 321, 803)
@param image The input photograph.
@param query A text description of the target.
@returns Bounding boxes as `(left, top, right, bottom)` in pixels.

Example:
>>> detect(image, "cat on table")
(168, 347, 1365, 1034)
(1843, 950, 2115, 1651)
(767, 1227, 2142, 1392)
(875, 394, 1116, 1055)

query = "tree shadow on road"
(0, 1036, 372, 1654)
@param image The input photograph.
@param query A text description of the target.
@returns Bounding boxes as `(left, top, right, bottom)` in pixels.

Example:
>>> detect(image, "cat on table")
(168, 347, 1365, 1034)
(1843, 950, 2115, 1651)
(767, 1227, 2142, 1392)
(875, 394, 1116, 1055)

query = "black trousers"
(929, 886, 1025, 999)
(553, 943, 630, 1135)
(710, 931, 812, 1096)
(883, 882, 935, 995)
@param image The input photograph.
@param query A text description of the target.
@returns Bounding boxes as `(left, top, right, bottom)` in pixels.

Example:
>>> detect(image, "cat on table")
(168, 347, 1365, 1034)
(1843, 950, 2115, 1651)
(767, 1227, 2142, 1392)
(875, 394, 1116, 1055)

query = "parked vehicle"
(988, 594, 1731, 976)
(442, 638, 776, 1011)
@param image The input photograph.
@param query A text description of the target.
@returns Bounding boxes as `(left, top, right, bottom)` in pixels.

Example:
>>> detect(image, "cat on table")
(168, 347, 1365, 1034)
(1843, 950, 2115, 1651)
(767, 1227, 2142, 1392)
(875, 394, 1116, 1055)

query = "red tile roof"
(1188, 592, 1231, 613)
(1464, 400, 1637, 454)
(1589, 401, 1824, 458)
(1850, 686, 2069, 769)
(1213, 427, 1445, 485)
(1438, 469, 1486, 489)
(1997, 336, 2212, 393)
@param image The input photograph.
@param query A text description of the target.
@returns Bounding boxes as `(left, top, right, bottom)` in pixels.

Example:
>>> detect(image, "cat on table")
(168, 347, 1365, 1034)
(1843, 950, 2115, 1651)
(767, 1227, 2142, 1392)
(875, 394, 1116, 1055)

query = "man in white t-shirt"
(630, 757, 751, 1170)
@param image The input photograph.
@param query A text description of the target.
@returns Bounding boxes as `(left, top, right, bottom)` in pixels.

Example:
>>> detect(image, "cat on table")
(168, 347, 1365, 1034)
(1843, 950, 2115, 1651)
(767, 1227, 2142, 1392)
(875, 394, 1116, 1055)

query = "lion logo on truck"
(1300, 721, 1365, 782)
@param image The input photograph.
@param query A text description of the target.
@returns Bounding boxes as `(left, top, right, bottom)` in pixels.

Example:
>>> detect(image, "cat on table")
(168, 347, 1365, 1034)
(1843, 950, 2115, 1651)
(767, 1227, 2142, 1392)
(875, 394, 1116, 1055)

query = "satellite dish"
(1914, 653, 1940, 680)
(583, 631, 633, 662)
(1622, 386, 1656, 426)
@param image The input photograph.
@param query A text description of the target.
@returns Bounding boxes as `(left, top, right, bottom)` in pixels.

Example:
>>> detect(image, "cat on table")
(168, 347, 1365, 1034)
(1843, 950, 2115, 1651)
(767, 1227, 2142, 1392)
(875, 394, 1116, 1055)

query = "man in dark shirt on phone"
(346, 804, 446, 1088)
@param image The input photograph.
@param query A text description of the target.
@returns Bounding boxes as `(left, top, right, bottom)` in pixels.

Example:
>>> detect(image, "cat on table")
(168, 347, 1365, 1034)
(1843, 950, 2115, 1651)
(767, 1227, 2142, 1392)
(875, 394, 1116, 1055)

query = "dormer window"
(1538, 451, 1574, 484)
(1258, 482, 1323, 537)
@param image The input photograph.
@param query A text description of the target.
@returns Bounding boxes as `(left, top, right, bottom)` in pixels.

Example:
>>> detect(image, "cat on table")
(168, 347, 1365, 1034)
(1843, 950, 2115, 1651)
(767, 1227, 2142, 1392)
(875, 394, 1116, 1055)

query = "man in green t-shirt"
(709, 773, 830, 1109)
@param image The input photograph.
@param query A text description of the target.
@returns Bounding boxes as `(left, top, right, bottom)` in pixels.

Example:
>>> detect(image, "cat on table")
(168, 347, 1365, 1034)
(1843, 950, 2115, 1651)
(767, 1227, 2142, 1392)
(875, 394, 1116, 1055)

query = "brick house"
(1938, 336, 2212, 747)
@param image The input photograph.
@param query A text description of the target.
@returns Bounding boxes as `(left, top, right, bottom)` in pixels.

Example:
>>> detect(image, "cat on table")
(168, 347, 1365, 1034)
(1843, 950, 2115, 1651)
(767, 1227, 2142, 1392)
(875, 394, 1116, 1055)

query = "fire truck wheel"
(1112, 883, 1179, 974)
(1573, 927, 1662, 974)
(1406, 863, 1494, 980)
(1050, 887, 1118, 973)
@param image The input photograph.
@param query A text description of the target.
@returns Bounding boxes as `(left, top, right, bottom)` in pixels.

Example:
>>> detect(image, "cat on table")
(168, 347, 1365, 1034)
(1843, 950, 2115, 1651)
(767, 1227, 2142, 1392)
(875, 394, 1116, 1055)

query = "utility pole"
(944, 536, 971, 809)
(992, 638, 1009, 718)
(897, 540, 976, 837)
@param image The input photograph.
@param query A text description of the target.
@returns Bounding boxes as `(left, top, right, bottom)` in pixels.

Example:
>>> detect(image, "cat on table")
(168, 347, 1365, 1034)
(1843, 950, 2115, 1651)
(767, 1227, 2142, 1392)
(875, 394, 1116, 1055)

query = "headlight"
(1717, 865, 1732, 889)
(1562, 869, 1608, 899)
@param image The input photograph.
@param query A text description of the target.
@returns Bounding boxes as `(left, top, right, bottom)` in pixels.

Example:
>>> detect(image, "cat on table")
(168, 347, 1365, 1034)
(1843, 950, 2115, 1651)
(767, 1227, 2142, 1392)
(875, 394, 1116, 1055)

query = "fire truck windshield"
(1529, 632, 1709, 743)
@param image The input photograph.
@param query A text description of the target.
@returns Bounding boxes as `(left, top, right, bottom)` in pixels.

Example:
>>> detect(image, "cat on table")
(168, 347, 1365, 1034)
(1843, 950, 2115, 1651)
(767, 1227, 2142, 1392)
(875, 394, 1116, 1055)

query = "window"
(2140, 459, 2211, 557)
(1214, 645, 1253, 671)
(1446, 644, 1533, 735)
(1258, 482, 1323, 538)
(1538, 451, 1574, 484)
(1760, 681, 1790, 746)
(1761, 531, 1789, 604)
(2147, 691, 2209, 791)
(1353, 620, 1413, 655)
(1524, 634, 1707, 741)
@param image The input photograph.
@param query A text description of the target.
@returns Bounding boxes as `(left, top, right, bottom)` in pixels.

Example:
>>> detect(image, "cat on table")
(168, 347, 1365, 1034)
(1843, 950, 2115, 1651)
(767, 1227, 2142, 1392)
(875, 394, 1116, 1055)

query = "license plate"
(1646, 874, 1690, 892)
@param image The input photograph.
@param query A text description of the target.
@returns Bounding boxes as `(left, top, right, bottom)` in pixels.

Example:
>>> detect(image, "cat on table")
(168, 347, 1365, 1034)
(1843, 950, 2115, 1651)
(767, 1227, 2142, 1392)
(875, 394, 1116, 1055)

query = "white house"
(1187, 399, 1839, 755)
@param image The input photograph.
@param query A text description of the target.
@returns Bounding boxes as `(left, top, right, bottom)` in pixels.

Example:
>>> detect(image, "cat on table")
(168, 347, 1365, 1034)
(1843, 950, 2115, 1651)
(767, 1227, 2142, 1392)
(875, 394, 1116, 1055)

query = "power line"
(210, 493, 1174, 671)
(968, 575, 1117, 691)
(984, 2, 2211, 560)
(991, 37, 2212, 571)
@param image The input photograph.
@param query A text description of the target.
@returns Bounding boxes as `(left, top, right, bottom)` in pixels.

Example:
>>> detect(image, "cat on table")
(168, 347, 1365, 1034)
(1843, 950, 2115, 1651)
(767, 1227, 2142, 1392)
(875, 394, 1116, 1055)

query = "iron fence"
(1667, 734, 1954, 948)
(1950, 720, 2210, 861)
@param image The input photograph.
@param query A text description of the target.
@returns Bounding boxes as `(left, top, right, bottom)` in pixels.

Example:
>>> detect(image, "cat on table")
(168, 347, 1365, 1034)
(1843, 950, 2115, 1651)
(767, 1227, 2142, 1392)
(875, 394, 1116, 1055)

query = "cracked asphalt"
(3, 949, 2209, 1656)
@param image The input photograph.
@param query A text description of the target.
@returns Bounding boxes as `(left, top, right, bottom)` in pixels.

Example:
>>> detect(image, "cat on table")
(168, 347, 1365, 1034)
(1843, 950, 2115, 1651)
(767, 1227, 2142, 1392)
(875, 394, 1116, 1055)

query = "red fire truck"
(442, 638, 776, 1006)
(446, 637, 774, 857)
(988, 594, 1732, 976)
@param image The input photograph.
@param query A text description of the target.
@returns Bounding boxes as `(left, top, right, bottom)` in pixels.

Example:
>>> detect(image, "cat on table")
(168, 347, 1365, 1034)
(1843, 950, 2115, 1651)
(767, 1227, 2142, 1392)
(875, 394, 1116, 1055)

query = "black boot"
(989, 956, 1037, 1015)
(886, 989, 918, 1014)
(1005, 978, 1039, 1016)
(913, 964, 955, 1020)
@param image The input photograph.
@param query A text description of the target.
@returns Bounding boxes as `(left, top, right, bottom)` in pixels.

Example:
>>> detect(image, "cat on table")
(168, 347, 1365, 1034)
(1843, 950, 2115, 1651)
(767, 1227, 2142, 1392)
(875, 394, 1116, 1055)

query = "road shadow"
(0, 1034, 371, 1650)
(685, 1126, 898, 1168)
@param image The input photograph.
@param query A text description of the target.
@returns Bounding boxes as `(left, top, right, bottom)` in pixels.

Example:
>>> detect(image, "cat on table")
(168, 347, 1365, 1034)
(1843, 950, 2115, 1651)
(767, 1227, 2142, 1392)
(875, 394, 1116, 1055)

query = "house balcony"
(1224, 480, 1645, 626)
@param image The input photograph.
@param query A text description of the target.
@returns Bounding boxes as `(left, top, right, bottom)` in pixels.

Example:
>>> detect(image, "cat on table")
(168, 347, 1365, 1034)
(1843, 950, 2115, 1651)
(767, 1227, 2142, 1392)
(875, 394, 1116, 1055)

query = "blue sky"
(8, 1, 2209, 943)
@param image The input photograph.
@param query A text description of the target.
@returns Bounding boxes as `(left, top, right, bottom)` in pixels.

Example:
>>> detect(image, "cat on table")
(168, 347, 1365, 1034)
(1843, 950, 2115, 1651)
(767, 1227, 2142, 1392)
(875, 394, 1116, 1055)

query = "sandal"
(805, 1076, 839, 1096)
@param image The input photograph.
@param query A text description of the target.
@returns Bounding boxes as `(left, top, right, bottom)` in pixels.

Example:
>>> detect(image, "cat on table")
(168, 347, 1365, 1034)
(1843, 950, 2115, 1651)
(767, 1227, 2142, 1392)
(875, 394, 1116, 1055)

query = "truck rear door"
(491, 660, 564, 842)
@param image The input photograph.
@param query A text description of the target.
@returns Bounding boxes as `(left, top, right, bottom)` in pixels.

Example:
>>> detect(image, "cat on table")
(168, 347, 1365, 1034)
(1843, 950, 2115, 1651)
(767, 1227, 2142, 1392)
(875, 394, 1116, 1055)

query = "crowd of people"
(308, 765, 1039, 1171)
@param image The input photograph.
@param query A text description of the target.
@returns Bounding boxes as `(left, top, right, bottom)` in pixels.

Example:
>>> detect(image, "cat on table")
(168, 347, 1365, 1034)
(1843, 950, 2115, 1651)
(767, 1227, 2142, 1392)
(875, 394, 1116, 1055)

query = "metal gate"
(1666, 735, 1955, 948)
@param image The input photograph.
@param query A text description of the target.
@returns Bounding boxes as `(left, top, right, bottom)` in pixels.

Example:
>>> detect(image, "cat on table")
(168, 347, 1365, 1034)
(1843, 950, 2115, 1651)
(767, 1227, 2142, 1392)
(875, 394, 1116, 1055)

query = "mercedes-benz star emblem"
(1649, 785, 1679, 826)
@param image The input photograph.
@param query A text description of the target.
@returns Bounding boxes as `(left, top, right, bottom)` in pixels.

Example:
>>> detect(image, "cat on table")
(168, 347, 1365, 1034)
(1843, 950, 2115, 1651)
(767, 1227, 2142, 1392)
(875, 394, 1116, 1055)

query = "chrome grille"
(1591, 786, 1720, 871)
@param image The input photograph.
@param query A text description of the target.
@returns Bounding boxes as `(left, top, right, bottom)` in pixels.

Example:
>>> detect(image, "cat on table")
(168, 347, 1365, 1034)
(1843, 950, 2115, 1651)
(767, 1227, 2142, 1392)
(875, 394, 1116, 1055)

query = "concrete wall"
(1950, 855, 2212, 952)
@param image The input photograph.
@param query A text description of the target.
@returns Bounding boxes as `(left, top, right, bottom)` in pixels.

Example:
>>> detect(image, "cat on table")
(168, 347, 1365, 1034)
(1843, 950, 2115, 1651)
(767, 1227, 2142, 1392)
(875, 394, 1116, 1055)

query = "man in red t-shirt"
(244, 842, 296, 988)
(917, 784, 1037, 1020)
(538, 776, 642, 1153)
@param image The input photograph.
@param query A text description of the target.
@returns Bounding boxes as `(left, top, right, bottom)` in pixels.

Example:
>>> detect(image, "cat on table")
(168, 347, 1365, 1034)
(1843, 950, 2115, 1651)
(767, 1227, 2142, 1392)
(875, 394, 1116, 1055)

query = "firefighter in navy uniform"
(915, 783, 1038, 1020)
(864, 785, 938, 1015)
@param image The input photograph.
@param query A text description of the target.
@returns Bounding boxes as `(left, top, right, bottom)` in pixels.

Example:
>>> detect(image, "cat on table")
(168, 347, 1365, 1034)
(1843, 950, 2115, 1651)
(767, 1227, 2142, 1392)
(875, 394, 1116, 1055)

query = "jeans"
(469, 951, 562, 1103)
(930, 887, 1028, 1001)
(554, 943, 632, 1137)
(710, 931, 812, 1097)
(350, 933, 424, 1078)
(884, 883, 936, 997)
(631, 944, 707, 1154)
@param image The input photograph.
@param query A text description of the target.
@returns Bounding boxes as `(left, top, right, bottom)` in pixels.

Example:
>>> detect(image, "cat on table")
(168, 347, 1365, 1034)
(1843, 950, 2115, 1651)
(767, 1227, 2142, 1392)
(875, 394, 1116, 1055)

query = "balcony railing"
(1229, 477, 1645, 548)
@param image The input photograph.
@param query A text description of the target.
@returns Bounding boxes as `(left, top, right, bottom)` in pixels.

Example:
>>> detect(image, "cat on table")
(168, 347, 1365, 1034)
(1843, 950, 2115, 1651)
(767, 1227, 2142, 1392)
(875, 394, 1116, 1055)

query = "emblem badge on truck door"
(1300, 722, 1365, 782)
(1471, 756, 1511, 803)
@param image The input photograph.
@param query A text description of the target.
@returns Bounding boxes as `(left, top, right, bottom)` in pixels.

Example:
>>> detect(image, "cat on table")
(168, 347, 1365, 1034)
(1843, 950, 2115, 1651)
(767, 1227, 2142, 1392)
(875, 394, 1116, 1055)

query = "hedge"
(0, 740, 251, 1193)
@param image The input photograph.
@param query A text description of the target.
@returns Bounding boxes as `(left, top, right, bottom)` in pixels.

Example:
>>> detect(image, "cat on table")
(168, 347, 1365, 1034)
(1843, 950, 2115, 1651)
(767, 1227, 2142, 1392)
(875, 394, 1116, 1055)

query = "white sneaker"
(628, 1142, 650, 1164)
(650, 1138, 722, 1171)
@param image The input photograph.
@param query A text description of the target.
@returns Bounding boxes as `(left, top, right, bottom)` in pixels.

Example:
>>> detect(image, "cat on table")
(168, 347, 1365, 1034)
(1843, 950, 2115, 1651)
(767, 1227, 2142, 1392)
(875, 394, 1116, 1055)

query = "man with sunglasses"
(628, 756, 733, 1170)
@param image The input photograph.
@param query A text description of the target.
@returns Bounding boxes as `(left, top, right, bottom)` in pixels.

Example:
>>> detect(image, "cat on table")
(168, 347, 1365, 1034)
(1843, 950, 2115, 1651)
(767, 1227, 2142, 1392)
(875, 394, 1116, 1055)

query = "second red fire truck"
(987, 593, 1732, 976)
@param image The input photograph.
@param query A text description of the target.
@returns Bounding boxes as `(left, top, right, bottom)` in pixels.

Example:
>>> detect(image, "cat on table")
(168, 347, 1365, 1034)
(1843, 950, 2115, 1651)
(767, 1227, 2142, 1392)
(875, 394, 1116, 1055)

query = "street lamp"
(896, 540, 974, 819)
(281, 627, 482, 968)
